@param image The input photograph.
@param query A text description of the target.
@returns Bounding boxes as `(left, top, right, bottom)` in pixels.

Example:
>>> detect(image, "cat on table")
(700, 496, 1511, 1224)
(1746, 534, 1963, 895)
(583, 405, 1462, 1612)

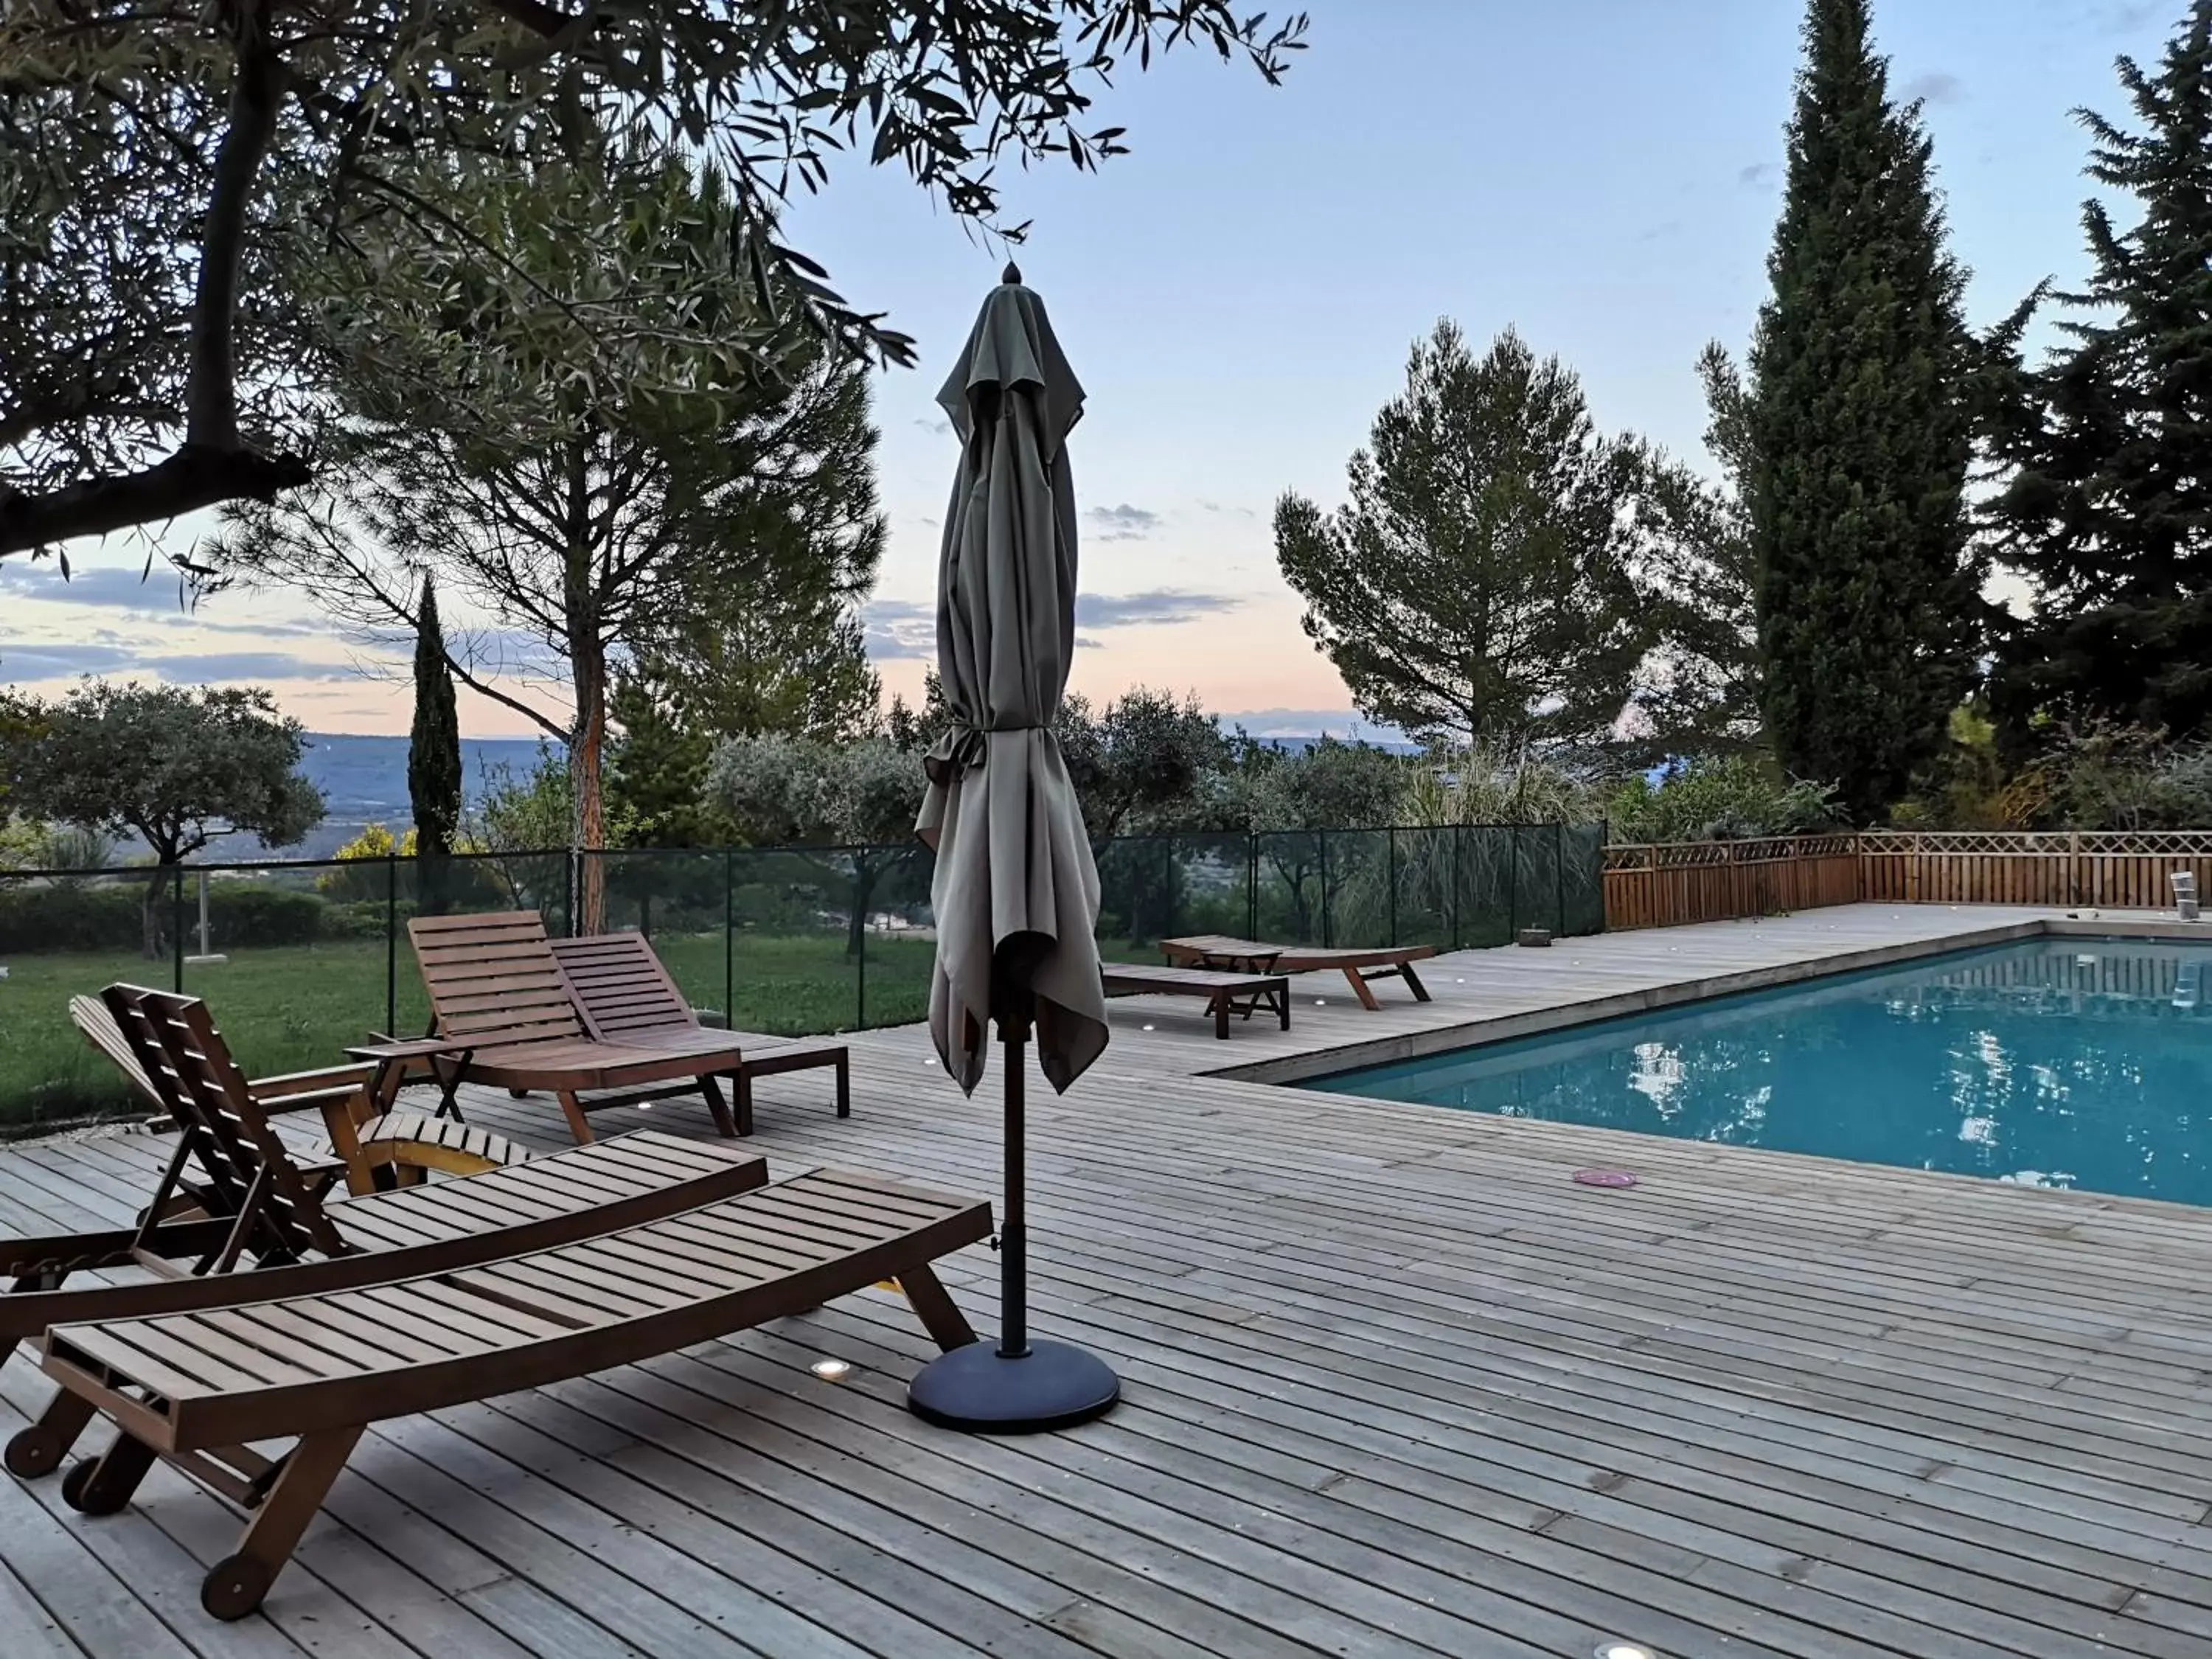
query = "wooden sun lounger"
(1159, 933, 1439, 1010)
(72, 994, 529, 1197)
(1100, 962, 1290, 1039)
(552, 931, 851, 1134)
(4, 986, 765, 1479)
(409, 911, 756, 1144)
(31, 1165, 990, 1619)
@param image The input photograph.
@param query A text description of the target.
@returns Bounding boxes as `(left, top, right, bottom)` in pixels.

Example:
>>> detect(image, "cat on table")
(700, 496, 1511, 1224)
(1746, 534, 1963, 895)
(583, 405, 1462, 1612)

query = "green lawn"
(0, 929, 940, 1131)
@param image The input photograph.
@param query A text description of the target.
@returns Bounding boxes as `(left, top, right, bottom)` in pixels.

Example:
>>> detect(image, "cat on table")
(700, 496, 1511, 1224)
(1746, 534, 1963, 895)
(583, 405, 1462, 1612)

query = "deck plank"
(4, 904, 2212, 1654)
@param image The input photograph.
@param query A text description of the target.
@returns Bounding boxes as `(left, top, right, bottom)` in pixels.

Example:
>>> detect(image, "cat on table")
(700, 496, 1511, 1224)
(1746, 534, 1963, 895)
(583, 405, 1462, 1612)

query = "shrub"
(0, 881, 142, 953)
(205, 885, 325, 947)
(1608, 755, 1840, 843)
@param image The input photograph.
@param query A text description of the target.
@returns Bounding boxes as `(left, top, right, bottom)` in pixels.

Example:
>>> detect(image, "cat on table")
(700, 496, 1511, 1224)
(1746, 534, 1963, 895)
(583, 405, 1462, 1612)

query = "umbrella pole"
(999, 1018, 1029, 1359)
(905, 1015, 1120, 1433)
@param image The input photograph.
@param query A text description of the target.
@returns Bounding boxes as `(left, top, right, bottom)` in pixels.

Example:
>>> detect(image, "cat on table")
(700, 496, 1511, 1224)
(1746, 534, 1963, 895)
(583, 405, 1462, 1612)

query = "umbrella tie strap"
(922, 722, 1051, 786)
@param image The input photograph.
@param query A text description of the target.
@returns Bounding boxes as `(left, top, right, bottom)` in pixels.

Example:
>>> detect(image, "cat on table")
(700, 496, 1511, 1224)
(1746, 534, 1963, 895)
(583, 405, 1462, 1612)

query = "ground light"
(810, 1359, 854, 1382)
(1595, 1644, 1658, 1659)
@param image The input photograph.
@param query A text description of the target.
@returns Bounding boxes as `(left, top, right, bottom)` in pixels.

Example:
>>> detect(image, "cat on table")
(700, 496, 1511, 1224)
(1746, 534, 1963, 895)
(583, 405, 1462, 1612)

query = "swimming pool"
(1300, 936, 2212, 1206)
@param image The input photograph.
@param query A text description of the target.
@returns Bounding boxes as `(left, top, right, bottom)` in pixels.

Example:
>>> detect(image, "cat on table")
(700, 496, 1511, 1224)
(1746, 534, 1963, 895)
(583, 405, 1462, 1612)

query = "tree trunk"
(141, 861, 173, 961)
(563, 430, 607, 936)
(571, 672, 608, 936)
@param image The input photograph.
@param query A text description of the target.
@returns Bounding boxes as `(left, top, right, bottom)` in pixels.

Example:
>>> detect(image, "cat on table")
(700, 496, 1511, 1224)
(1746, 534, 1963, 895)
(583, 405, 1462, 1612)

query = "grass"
(0, 928, 940, 1130)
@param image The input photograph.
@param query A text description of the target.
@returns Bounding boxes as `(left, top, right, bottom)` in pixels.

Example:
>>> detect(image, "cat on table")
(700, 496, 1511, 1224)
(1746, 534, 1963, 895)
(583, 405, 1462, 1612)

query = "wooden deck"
(6, 903, 2212, 1657)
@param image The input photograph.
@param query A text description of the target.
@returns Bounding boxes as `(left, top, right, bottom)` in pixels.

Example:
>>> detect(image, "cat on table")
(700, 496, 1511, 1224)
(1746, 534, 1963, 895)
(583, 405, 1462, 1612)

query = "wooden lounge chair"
(551, 931, 851, 1134)
(3, 986, 766, 1475)
(408, 911, 757, 1144)
(1160, 933, 1439, 1009)
(72, 993, 529, 1197)
(1099, 961, 1290, 1039)
(30, 1164, 990, 1619)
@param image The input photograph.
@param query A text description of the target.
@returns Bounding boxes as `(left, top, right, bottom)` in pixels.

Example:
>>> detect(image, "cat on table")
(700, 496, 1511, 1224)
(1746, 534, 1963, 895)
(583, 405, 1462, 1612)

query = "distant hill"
(293, 732, 552, 858)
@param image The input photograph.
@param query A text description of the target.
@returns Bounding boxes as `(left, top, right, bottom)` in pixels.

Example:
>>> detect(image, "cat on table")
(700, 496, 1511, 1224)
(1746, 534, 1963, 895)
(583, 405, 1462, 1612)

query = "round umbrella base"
(908, 1338, 1120, 1433)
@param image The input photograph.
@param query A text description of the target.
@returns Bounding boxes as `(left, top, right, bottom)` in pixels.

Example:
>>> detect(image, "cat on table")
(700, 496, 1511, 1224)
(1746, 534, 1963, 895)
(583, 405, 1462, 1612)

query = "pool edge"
(1201, 913, 2207, 1088)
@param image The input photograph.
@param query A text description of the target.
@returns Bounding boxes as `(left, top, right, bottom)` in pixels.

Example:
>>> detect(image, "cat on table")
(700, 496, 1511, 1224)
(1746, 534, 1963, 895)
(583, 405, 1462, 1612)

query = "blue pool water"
(1301, 938, 2212, 1206)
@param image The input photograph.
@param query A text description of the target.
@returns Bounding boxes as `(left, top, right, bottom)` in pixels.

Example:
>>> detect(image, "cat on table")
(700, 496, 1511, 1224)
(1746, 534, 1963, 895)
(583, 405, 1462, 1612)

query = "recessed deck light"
(810, 1359, 853, 1382)
(1595, 1644, 1658, 1659)
(1141, 1023, 1156, 1032)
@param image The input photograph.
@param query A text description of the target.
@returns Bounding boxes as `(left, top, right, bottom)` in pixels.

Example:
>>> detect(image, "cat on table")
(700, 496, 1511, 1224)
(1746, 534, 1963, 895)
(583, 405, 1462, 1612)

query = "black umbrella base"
(908, 1338, 1121, 1433)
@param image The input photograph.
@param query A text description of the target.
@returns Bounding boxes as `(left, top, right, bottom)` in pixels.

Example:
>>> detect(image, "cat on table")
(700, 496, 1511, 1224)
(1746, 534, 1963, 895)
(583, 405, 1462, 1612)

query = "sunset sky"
(0, 0, 2177, 740)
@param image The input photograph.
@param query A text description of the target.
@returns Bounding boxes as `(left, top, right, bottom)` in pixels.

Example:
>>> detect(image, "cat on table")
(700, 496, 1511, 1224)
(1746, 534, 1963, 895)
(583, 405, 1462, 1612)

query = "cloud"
(1197, 500, 1258, 519)
(1074, 635, 1108, 651)
(861, 598, 936, 661)
(912, 417, 953, 437)
(862, 589, 1239, 661)
(2102, 1, 2160, 34)
(1637, 220, 1684, 244)
(1074, 590, 1242, 628)
(0, 563, 193, 614)
(1085, 503, 1161, 541)
(1737, 161, 1780, 189)
(0, 641, 355, 683)
(1904, 71, 1964, 105)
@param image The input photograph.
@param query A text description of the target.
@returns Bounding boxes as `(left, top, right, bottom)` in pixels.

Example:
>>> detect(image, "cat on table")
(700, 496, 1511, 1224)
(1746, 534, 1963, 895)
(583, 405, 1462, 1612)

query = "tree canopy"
(1629, 344, 1763, 761)
(1, 681, 324, 951)
(1980, 1, 2212, 746)
(1747, 0, 1982, 822)
(216, 142, 888, 928)
(1273, 322, 1649, 751)
(0, 0, 1304, 562)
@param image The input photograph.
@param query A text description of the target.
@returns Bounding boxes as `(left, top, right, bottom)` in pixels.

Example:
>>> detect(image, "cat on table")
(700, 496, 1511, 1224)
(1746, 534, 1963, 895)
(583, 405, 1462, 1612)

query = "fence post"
(1246, 833, 1258, 940)
(1554, 820, 1565, 936)
(385, 853, 398, 1038)
(1387, 827, 1399, 947)
(171, 866, 185, 993)
(563, 855, 576, 939)
(2067, 830, 2081, 908)
(1318, 830, 1332, 948)
(1449, 826, 1461, 950)
(1506, 827, 1520, 939)
(1162, 835, 1175, 943)
(854, 849, 867, 1032)
(723, 849, 735, 1033)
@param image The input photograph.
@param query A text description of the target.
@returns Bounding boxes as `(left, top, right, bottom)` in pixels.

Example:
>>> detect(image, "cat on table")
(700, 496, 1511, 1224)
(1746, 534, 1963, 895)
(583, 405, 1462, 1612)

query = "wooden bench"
(1100, 963, 1290, 1039)
(32, 1166, 990, 1620)
(1160, 934, 1440, 1010)
(552, 931, 850, 1134)
(410, 913, 757, 1143)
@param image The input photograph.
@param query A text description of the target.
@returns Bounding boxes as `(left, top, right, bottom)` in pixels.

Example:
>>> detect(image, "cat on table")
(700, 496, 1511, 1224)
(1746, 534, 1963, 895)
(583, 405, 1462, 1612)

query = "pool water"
(1301, 938, 2212, 1206)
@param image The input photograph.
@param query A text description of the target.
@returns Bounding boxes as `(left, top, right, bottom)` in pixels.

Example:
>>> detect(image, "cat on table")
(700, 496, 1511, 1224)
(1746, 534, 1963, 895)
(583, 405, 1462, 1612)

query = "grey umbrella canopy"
(908, 266, 1119, 1433)
(916, 268, 1110, 1096)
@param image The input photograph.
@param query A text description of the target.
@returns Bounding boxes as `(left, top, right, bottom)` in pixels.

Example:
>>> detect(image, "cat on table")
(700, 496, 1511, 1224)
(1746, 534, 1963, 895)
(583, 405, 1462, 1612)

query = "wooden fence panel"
(1604, 832, 2212, 931)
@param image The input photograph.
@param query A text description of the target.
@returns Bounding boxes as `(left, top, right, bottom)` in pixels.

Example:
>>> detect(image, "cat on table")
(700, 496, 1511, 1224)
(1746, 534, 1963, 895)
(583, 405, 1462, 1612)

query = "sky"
(0, 0, 2183, 740)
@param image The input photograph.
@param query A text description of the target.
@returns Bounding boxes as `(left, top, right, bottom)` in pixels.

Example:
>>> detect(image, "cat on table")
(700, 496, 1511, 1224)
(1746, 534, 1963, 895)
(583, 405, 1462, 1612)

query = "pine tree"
(1983, 1, 2212, 744)
(1749, 0, 1982, 822)
(1274, 321, 1649, 751)
(407, 571, 463, 914)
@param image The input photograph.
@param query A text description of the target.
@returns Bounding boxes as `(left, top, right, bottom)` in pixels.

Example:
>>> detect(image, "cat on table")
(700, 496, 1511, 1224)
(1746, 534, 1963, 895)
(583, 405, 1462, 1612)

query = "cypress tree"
(1983, 1, 2212, 745)
(1749, 0, 1981, 822)
(407, 571, 463, 913)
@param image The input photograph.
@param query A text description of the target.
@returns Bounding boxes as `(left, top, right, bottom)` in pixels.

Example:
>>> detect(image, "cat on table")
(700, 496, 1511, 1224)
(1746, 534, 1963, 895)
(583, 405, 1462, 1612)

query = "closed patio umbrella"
(905, 265, 1119, 1433)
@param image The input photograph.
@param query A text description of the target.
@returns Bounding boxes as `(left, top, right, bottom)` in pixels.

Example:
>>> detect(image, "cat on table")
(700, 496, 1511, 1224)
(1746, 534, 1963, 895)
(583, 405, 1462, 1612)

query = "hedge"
(0, 879, 331, 954)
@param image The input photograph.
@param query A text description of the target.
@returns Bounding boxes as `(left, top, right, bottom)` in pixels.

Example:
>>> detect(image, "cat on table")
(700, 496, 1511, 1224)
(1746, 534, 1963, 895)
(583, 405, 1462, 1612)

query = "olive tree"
(2, 682, 324, 953)
(1, 0, 1305, 562)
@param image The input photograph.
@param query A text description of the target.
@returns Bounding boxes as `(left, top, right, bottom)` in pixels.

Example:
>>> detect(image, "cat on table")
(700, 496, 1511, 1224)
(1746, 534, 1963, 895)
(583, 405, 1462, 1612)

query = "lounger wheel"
(60, 1455, 131, 1515)
(201, 1554, 272, 1621)
(3, 1424, 66, 1479)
